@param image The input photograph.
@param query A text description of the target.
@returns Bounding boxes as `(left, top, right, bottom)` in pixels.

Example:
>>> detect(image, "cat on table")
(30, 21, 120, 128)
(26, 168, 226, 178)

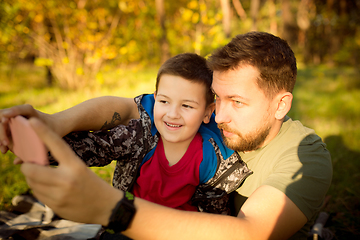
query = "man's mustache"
(217, 123, 233, 133)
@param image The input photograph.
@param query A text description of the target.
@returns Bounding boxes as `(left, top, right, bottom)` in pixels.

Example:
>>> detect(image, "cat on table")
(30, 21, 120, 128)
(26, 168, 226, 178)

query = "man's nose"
(215, 102, 230, 124)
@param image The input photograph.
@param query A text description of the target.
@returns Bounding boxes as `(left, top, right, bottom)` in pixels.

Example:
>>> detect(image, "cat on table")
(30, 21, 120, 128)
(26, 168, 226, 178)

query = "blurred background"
(0, 0, 359, 239)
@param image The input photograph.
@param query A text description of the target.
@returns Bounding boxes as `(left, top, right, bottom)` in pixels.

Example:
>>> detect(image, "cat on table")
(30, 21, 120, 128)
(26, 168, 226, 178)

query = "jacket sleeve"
(62, 118, 145, 167)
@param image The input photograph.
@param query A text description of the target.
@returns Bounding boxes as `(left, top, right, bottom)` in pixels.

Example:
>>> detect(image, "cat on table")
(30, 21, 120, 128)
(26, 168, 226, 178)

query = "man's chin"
(223, 137, 239, 149)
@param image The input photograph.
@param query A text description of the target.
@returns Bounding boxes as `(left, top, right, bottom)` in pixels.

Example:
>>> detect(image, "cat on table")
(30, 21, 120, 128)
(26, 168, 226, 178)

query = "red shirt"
(133, 133, 203, 211)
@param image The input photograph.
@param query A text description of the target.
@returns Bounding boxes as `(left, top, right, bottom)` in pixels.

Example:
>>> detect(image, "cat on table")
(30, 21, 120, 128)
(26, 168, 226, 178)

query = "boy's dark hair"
(207, 31, 297, 99)
(156, 53, 214, 106)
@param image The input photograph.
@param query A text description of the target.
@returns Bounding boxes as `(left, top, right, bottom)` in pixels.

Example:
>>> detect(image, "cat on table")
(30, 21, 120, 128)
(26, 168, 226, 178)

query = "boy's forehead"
(157, 75, 208, 97)
(159, 75, 207, 89)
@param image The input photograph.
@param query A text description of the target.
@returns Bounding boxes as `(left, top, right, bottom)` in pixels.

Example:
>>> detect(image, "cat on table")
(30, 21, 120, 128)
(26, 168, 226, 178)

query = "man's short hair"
(207, 31, 297, 99)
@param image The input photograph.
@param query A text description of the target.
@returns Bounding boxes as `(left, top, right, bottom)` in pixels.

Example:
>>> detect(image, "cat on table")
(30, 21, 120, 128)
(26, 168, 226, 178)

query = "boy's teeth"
(166, 122, 180, 127)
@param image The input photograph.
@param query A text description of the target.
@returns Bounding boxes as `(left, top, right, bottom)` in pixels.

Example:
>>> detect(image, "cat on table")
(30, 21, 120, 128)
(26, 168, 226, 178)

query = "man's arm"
(23, 118, 307, 240)
(125, 185, 307, 240)
(0, 96, 139, 153)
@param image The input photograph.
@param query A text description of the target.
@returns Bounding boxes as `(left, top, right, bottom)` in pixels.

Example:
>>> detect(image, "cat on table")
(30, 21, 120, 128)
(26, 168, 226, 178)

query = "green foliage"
(34, 58, 53, 67)
(1, 0, 359, 90)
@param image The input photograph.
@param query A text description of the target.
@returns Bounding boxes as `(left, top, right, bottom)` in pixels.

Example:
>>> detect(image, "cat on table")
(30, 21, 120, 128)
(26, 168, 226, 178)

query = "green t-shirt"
(235, 116, 332, 239)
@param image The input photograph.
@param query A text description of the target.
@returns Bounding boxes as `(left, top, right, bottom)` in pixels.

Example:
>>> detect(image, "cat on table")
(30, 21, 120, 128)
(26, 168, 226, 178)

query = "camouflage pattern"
(60, 94, 252, 215)
(192, 142, 252, 215)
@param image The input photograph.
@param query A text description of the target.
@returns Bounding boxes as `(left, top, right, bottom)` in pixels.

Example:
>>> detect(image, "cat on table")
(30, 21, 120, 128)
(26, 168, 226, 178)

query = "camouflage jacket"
(62, 94, 252, 215)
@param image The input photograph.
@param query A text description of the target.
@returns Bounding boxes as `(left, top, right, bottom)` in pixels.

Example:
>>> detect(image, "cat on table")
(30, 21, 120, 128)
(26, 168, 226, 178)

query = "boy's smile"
(164, 121, 182, 129)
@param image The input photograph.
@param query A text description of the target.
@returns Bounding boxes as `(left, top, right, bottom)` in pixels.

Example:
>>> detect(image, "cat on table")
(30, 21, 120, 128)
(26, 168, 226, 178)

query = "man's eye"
(234, 100, 243, 106)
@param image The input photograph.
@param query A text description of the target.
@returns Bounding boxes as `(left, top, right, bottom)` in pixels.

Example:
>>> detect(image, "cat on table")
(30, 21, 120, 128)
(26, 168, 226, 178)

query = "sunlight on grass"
(0, 152, 28, 210)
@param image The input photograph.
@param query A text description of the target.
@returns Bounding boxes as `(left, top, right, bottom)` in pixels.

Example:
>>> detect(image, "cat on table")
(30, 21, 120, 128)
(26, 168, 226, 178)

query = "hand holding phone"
(9, 116, 48, 165)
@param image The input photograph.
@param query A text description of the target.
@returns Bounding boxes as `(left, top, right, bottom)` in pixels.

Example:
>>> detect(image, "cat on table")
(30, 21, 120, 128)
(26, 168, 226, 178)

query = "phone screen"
(9, 116, 48, 165)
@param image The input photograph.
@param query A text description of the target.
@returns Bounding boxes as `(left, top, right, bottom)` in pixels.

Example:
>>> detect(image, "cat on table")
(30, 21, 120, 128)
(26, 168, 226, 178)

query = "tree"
(250, 0, 261, 31)
(1, 0, 159, 89)
(220, 0, 231, 38)
(156, 0, 170, 64)
(31, 0, 122, 89)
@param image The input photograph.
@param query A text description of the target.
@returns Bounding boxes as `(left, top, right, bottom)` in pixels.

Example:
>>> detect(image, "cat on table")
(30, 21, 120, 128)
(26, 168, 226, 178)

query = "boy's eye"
(182, 104, 193, 109)
(159, 100, 168, 104)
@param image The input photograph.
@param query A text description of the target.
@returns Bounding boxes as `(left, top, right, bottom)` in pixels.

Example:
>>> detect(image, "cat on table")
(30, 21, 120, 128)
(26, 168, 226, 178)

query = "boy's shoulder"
(136, 94, 154, 117)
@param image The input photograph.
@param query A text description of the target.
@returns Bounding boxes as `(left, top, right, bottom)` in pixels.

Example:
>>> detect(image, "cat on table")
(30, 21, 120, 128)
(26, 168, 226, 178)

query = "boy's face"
(154, 74, 214, 149)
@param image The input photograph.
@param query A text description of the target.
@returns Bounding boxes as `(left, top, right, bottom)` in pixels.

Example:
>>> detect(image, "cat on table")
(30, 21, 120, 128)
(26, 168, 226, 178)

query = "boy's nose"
(166, 106, 180, 119)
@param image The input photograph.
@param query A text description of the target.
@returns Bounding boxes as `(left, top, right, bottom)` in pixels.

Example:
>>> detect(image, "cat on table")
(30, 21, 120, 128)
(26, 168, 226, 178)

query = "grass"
(1, 63, 359, 239)
(289, 66, 360, 239)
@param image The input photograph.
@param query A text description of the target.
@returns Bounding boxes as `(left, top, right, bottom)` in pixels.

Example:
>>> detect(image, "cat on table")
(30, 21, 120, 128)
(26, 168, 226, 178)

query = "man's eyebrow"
(227, 94, 250, 102)
(210, 87, 217, 95)
(211, 88, 250, 102)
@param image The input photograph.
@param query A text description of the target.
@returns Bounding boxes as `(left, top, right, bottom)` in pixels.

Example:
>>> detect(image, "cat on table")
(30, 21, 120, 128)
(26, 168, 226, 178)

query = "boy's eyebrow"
(183, 99, 200, 105)
(156, 93, 200, 105)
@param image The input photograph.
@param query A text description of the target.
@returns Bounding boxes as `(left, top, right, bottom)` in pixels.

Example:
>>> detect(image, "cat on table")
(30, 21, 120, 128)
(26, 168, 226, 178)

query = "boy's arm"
(0, 96, 139, 153)
(62, 117, 145, 167)
(51, 96, 139, 136)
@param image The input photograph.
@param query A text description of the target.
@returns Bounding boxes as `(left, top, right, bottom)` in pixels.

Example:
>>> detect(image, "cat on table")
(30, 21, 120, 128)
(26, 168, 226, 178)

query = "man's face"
(212, 65, 277, 152)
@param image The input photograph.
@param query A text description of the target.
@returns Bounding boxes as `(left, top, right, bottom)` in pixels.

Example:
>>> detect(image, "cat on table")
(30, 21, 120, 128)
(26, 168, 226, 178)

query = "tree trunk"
(232, 0, 247, 21)
(281, 0, 298, 45)
(297, 0, 311, 48)
(250, 0, 260, 31)
(269, 0, 277, 34)
(220, 0, 231, 38)
(156, 0, 170, 64)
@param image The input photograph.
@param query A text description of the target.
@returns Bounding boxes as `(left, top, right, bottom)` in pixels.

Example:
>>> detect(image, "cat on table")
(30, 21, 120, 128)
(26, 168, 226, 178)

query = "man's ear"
(203, 103, 216, 124)
(274, 92, 293, 120)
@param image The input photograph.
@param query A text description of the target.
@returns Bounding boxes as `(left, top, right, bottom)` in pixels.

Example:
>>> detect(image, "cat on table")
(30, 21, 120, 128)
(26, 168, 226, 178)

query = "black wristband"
(105, 191, 136, 234)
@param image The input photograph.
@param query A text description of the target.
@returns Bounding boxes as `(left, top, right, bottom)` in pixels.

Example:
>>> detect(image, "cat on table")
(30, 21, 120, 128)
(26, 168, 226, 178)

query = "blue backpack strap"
(140, 94, 158, 136)
(198, 114, 235, 184)
(140, 147, 156, 167)
(139, 94, 158, 168)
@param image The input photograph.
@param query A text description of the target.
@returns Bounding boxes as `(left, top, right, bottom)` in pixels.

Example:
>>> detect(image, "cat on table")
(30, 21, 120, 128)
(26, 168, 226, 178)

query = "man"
(0, 32, 332, 239)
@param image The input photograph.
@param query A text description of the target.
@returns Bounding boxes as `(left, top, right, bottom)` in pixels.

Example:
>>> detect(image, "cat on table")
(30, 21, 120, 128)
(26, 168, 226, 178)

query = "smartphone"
(9, 116, 48, 165)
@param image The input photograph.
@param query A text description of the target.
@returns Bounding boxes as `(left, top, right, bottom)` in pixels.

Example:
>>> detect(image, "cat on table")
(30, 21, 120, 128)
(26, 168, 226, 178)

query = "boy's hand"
(21, 118, 121, 226)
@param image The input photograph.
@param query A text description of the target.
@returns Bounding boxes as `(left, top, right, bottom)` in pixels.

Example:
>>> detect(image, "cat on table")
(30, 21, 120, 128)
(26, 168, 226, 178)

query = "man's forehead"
(212, 66, 259, 83)
(211, 67, 263, 98)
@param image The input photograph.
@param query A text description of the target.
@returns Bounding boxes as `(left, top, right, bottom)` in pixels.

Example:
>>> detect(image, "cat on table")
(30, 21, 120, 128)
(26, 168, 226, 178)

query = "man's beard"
(218, 123, 271, 152)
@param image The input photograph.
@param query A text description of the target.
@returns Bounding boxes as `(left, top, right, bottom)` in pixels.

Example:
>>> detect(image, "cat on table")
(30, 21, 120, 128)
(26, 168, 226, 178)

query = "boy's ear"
(274, 92, 293, 120)
(153, 91, 157, 99)
(203, 103, 216, 124)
